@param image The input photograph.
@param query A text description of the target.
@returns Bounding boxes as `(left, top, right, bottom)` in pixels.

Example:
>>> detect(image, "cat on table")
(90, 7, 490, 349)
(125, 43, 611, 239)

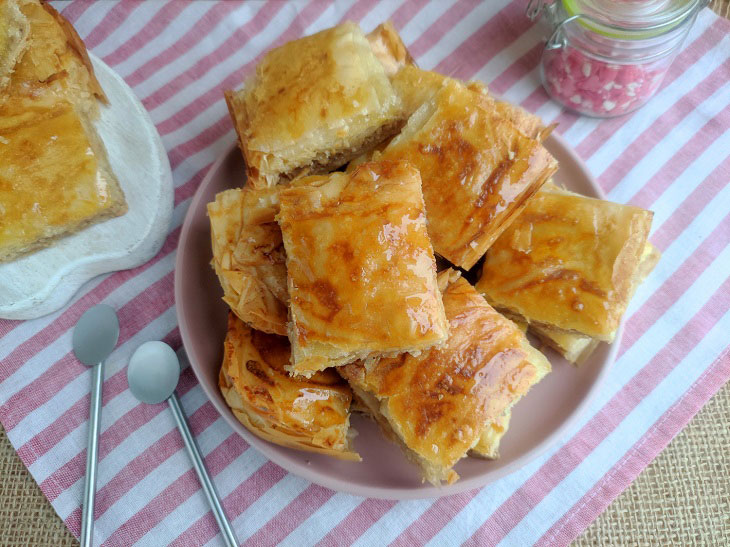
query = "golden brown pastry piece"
(0, 0, 30, 90)
(5, 0, 106, 116)
(219, 314, 360, 460)
(207, 188, 289, 336)
(0, 0, 125, 263)
(276, 160, 448, 376)
(374, 78, 558, 269)
(0, 96, 126, 262)
(530, 239, 660, 365)
(340, 269, 551, 485)
(240, 185, 281, 226)
(224, 21, 405, 188)
(476, 184, 654, 344)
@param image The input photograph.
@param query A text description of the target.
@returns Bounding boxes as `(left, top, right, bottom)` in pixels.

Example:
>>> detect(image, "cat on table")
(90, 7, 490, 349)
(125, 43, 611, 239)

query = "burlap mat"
(1, 2, 729, 544)
(0, 425, 77, 545)
(576, 383, 730, 546)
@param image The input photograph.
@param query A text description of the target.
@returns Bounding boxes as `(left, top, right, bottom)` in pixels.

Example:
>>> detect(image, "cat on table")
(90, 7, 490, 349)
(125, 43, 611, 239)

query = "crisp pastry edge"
(0, 102, 126, 263)
(469, 337, 551, 459)
(224, 23, 409, 188)
(218, 315, 361, 461)
(365, 20, 415, 76)
(219, 367, 361, 461)
(40, 0, 107, 103)
(207, 188, 289, 336)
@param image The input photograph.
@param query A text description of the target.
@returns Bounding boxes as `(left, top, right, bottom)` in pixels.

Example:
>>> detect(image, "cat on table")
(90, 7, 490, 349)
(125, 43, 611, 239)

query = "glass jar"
(527, 0, 709, 117)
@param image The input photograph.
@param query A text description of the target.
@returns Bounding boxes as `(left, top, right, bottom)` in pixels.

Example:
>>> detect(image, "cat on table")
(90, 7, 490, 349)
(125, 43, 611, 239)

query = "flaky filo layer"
(340, 270, 550, 485)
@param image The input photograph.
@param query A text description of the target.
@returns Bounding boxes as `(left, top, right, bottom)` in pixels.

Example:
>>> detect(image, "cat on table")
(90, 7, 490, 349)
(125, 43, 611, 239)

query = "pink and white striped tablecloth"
(1, 1, 729, 545)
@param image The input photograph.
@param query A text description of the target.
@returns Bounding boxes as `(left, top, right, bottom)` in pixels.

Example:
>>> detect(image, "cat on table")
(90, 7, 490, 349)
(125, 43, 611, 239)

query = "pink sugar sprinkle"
(542, 46, 668, 117)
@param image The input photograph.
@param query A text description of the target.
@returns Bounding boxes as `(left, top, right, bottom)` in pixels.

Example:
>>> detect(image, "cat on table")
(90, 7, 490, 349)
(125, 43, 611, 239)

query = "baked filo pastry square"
(476, 184, 654, 345)
(219, 313, 359, 460)
(373, 78, 558, 270)
(276, 160, 448, 377)
(0, 96, 126, 262)
(0, 0, 125, 263)
(224, 21, 405, 188)
(340, 269, 550, 485)
(208, 187, 289, 336)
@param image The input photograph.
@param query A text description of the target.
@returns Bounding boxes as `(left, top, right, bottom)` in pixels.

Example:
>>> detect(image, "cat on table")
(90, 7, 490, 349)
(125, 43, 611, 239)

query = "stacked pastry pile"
(0, 0, 125, 263)
(209, 22, 657, 485)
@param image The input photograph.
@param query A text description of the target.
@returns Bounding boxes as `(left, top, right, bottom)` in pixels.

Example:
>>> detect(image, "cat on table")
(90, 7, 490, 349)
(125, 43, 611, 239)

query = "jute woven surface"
(1, 2, 729, 545)
(0, 424, 77, 546)
(576, 383, 730, 546)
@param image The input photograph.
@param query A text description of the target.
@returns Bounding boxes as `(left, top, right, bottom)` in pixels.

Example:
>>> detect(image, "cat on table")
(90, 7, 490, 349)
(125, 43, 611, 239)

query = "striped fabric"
(1, 1, 728, 545)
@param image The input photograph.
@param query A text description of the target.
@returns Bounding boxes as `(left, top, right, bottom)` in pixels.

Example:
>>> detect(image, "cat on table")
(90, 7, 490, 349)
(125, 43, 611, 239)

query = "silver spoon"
(127, 341, 238, 547)
(72, 304, 120, 547)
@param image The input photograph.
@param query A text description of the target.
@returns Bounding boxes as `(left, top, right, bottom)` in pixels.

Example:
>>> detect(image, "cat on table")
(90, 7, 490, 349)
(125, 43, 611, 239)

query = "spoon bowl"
(127, 341, 181, 404)
(72, 304, 120, 366)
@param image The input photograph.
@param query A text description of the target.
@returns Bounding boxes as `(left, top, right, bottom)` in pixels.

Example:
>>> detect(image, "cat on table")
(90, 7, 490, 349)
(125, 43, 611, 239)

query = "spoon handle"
(81, 361, 104, 547)
(168, 392, 238, 547)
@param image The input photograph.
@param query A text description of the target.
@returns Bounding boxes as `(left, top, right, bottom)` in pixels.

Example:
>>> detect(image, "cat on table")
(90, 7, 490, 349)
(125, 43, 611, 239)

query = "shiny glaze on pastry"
(219, 314, 359, 460)
(225, 22, 404, 188)
(528, 240, 660, 364)
(208, 188, 289, 335)
(477, 185, 653, 341)
(5, 0, 106, 116)
(376, 79, 557, 269)
(277, 160, 448, 376)
(340, 270, 550, 484)
(0, 97, 122, 261)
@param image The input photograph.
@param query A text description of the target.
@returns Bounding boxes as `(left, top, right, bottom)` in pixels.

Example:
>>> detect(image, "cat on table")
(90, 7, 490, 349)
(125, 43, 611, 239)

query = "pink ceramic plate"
(174, 133, 620, 500)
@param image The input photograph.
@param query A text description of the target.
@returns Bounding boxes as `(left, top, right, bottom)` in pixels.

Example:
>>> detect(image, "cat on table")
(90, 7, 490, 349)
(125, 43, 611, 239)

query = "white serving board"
(0, 54, 173, 320)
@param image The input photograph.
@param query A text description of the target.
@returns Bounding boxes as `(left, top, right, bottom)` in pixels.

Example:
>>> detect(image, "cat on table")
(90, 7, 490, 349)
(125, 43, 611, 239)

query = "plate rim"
(175, 133, 621, 500)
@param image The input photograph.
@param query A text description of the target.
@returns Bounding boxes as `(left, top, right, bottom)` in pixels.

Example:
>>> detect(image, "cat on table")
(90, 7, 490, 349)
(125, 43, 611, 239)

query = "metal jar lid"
(562, 0, 707, 39)
(529, 0, 708, 41)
